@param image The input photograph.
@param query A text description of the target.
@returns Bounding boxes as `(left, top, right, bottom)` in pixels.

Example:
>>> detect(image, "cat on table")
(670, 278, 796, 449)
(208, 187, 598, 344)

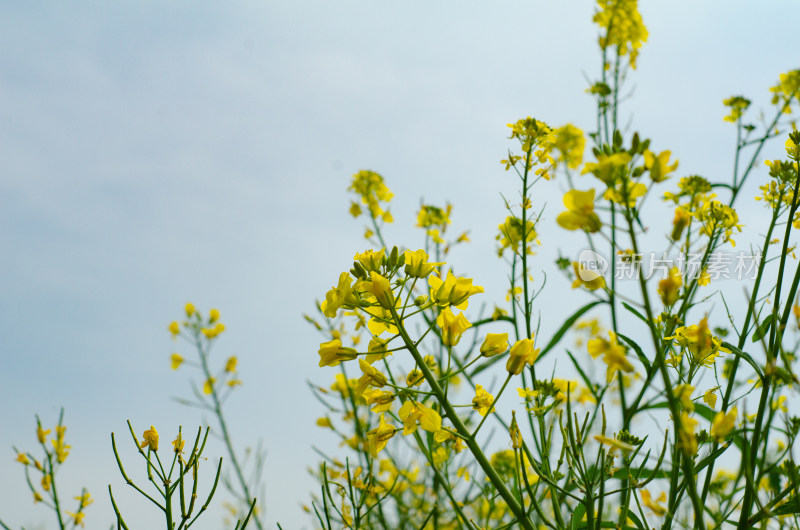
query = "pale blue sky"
(1, 1, 798, 528)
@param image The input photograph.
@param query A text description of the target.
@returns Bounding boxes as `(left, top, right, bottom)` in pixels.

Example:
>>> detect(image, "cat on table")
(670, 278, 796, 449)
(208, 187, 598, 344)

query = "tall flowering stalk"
(306, 1, 800, 529)
(168, 306, 266, 528)
(4, 410, 91, 530)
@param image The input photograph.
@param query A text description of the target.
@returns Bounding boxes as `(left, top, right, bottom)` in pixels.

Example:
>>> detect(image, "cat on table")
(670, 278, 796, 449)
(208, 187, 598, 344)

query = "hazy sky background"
(1, 1, 798, 528)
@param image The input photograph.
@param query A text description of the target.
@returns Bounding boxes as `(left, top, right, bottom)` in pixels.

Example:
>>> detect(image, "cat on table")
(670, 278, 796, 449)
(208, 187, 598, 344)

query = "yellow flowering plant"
(108, 421, 256, 529)
(305, 1, 800, 529)
(168, 304, 266, 528)
(4, 410, 91, 530)
(5, 3, 800, 530)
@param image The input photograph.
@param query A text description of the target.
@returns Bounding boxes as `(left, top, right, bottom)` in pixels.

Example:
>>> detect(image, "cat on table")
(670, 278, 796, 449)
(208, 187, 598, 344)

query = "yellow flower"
(406, 368, 424, 387)
(168, 321, 180, 336)
(224, 356, 238, 373)
(416, 204, 451, 228)
(362, 388, 395, 413)
(170, 353, 184, 370)
(556, 189, 601, 232)
(506, 337, 540, 375)
(52, 437, 71, 464)
(42, 474, 52, 491)
(772, 395, 788, 413)
(357, 358, 387, 393)
(665, 317, 729, 368)
(581, 152, 631, 185)
(75, 491, 93, 507)
(202, 378, 215, 395)
(671, 207, 691, 241)
(66, 511, 85, 527)
(404, 249, 443, 278)
(677, 412, 698, 455)
(589, 331, 633, 382)
(572, 262, 606, 291)
(366, 414, 397, 457)
(316, 417, 333, 428)
(722, 96, 751, 123)
(644, 150, 678, 182)
(594, 434, 634, 454)
(366, 271, 394, 309)
(710, 407, 737, 442)
(769, 70, 800, 107)
(436, 307, 472, 347)
(209, 308, 220, 323)
(37, 425, 50, 444)
(16, 453, 29, 465)
(658, 267, 682, 306)
(318, 339, 358, 367)
(349, 170, 393, 220)
(201, 323, 225, 339)
(587, 330, 621, 358)
(497, 216, 538, 256)
(140, 426, 159, 451)
(354, 248, 385, 273)
(398, 401, 441, 435)
(480, 333, 509, 357)
(321, 272, 355, 318)
(552, 123, 585, 169)
(787, 134, 800, 161)
(593, 0, 648, 68)
(641, 490, 667, 516)
(472, 385, 495, 417)
(33, 491, 43, 503)
(673, 384, 695, 411)
(604, 181, 647, 207)
(365, 336, 390, 364)
(703, 388, 718, 409)
(696, 199, 742, 246)
(429, 270, 484, 309)
(185, 303, 195, 317)
(172, 433, 185, 453)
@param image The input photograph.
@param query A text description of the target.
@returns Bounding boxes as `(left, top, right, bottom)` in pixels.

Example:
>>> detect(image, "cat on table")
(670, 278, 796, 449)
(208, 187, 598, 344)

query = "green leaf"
(566, 350, 599, 403)
(694, 403, 716, 423)
(617, 332, 651, 374)
(722, 341, 765, 379)
(622, 302, 649, 326)
(625, 511, 648, 530)
(611, 467, 669, 480)
(768, 497, 800, 517)
(752, 314, 774, 342)
(694, 441, 732, 473)
(537, 301, 604, 362)
(569, 503, 586, 530)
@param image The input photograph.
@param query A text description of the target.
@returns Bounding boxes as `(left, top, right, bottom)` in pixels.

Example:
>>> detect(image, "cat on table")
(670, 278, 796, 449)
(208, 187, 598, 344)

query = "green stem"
(195, 335, 264, 530)
(388, 304, 534, 530)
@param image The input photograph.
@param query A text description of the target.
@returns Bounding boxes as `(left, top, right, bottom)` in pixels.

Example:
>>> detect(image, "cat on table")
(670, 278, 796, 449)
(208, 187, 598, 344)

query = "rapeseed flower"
(710, 407, 737, 442)
(506, 338, 539, 375)
(480, 333, 509, 357)
(429, 270, 484, 309)
(556, 189, 601, 232)
(318, 339, 358, 367)
(140, 426, 159, 451)
(658, 267, 682, 306)
(472, 385, 495, 416)
(436, 307, 472, 347)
